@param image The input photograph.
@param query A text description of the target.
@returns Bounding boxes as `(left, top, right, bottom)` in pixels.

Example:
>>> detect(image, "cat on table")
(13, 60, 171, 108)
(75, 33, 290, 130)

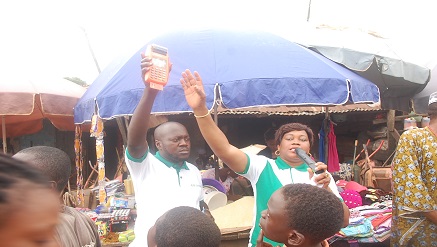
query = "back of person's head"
(275, 123, 314, 147)
(281, 183, 344, 244)
(13, 146, 71, 193)
(153, 206, 221, 247)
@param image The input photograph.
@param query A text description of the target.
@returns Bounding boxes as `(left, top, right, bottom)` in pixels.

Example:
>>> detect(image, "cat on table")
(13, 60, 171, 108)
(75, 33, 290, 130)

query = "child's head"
(0, 153, 60, 247)
(147, 206, 221, 247)
(260, 183, 344, 246)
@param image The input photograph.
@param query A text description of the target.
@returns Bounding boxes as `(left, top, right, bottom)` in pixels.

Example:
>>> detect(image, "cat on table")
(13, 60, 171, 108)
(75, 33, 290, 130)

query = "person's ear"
(48, 181, 57, 191)
(287, 230, 305, 246)
(147, 224, 158, 247)
(155, 140, 162, 150)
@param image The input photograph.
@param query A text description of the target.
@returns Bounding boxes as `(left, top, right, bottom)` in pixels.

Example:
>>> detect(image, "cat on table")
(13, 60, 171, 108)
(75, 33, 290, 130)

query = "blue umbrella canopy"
(74, 28, 380, 124)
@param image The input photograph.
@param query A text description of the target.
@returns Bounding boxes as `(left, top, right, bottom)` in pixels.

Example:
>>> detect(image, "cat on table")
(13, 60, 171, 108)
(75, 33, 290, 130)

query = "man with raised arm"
(125, 54, 208, 247)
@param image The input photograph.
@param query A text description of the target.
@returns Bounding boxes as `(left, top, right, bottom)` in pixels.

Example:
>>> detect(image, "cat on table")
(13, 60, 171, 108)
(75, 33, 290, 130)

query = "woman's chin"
(283, 155, 300, 161)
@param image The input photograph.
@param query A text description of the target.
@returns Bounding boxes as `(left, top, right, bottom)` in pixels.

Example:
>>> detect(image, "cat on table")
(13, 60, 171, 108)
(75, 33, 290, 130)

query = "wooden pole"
(2, 116, 6, 153)
(116, 118, 127, 147)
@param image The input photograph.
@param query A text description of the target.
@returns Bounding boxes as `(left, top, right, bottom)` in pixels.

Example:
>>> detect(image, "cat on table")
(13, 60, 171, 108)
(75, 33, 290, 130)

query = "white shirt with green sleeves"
(125, 150, 203, 247)
(239, 154, 342, 247)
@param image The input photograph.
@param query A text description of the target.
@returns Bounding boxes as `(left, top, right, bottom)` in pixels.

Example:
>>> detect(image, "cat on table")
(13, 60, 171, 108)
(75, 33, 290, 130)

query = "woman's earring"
(275, 150, 280, 156)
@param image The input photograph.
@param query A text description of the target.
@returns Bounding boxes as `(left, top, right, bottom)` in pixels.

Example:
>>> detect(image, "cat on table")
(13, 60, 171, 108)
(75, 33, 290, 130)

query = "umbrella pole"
(352, 140, 358, 180)
(2, 116, 6, 153)
(324, 108, 329, 163)
(213, 86, 219, 125)
(213, 103, 218, 125)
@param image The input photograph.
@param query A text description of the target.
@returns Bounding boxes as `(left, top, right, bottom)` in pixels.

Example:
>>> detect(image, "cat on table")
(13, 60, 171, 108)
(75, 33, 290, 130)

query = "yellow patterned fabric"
(391, 127, 437, 247)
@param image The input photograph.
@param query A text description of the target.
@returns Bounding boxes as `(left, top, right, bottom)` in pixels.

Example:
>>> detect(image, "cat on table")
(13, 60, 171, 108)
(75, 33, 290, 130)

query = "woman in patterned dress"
(391, 92, 437, 246)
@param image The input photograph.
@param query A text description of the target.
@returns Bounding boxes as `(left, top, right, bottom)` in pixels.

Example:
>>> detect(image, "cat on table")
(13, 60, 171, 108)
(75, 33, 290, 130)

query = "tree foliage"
(64, 77, 88, 87)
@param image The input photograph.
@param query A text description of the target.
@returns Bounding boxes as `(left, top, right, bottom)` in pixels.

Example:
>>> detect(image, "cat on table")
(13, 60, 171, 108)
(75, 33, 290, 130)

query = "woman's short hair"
(275, 123, 314, 147)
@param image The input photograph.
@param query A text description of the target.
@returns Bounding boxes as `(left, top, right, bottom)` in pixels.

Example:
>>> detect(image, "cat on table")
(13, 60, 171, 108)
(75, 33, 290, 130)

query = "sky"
(1, 0, 436, 85)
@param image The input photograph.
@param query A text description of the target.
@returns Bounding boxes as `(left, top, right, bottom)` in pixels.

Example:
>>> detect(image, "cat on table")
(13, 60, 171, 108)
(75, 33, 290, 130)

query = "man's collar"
(155, 151, 189, 170)
(275, 157, 309, 171)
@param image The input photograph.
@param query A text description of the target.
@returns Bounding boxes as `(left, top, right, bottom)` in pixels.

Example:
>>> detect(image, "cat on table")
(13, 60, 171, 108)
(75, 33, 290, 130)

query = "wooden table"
(102, 242, 131, 247)
(220, 230, 250, 247)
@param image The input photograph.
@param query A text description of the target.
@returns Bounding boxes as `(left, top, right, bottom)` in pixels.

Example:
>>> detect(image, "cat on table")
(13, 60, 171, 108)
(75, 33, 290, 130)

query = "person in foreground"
(257, 183, 344, 247)
(391, 92, 437, 247)
(0, 152, 59, 247)
(147, 206, 221, 247)
(180, 69, 349, 247)
(13, 146, 101, 247)
(125, 54, 207, 247)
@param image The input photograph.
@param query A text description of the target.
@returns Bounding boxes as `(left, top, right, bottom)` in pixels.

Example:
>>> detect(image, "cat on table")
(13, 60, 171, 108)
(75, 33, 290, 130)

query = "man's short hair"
(155, 206, 221, 247)
(13, 146, 71, 192)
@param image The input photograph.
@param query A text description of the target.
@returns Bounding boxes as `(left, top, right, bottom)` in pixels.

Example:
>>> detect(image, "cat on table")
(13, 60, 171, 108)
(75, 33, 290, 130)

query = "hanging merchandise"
(327, 121, 340, 172)
(91, 114, 104, 137)
(74, 125, 84, 206)
(318, 121, 326, 163)
(91, 114, 107, 205)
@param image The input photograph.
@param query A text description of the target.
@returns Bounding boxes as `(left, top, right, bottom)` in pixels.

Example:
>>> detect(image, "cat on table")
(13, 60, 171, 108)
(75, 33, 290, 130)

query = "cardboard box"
(70, 189, 98, 209)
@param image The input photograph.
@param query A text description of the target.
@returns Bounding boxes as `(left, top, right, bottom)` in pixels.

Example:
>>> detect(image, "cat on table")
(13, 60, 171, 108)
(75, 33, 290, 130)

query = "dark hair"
(275, 123, 314, 147)
(428, 102, 437, 117)
(264, 128, 276, 141)
(147, 126, 158, 154)
(155, 206, 221, 247)
(14, 146, 71, 192)
(0, 153, 51, 226)
(281, 183, 344, 244)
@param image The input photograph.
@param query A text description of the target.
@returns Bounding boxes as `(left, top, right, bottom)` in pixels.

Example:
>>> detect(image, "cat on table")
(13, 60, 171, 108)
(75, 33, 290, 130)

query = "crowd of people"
(2, 51, 436, 247)
(0, 151, 345, 247)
